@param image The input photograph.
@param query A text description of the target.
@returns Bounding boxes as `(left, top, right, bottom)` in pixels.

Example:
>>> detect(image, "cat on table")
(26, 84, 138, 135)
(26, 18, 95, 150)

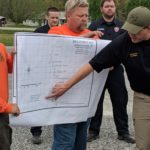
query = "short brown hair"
(46, 7, 59, 16)
(100, 0, 116, 7)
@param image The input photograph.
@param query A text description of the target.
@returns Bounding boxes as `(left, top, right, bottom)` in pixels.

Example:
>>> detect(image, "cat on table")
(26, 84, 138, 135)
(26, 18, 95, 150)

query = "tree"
(88, 0, 100, 21)
(45, 0, 67, 10)
(126, 0, 150, 14)
(10, 0, 48, 24)
(0, 0, 10, 17)
(116, 0, 128, 21)
(0, 0, 47, 24)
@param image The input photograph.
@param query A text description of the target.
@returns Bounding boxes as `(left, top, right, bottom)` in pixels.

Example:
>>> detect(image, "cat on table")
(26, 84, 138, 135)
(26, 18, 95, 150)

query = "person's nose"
(82, 15, 88, 21)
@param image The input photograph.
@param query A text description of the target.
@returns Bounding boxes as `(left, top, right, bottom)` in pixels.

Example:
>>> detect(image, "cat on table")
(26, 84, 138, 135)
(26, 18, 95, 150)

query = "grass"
(0, 34, 13, 46)
(6, 23, 37, 28)
(0, 29, 33, 46)
(0, 22, 36, 46)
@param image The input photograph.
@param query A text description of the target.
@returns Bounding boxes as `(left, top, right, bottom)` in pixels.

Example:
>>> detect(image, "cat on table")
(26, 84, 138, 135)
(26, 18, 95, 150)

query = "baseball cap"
(122, 6, 150, 34)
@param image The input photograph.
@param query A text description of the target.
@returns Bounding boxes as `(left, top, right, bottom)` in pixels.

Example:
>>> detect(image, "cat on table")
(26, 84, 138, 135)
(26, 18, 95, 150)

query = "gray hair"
(65, 0, 89, 15)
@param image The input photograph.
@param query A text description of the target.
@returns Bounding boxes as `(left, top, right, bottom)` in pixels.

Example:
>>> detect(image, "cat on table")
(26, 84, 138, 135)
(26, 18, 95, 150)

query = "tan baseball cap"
(122, 6, 150, 34)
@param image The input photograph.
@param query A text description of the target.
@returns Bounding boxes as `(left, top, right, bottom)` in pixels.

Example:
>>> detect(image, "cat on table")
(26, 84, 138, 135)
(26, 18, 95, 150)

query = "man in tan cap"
(47, 6, 150, 150)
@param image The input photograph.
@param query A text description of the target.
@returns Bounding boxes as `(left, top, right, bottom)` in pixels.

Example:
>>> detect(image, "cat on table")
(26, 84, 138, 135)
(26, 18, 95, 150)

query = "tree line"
(0, 0, 66, 24)
(0, 0, 150, 24)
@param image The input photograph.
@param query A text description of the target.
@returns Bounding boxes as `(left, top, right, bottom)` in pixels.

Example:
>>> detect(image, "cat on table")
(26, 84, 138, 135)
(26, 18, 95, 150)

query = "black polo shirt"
(89, 32, 150, 95)
(34, 24, 50, 33)
(89, 17, 125, 40)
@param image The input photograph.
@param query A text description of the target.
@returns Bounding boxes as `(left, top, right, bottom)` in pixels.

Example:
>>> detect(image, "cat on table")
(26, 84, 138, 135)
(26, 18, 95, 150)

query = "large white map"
(10, 33, 110, 126)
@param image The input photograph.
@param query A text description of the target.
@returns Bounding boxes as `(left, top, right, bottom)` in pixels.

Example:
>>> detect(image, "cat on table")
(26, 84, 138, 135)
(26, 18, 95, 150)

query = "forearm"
(47, 63, 94, 98)
(65, 63, 94, 89)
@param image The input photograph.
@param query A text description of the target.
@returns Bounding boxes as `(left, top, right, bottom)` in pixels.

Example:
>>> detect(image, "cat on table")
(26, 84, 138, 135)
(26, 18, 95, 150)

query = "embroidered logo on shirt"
(114, 27, 119, 32)
(0, 52, 4, 61)
(129, 52, 138, 57)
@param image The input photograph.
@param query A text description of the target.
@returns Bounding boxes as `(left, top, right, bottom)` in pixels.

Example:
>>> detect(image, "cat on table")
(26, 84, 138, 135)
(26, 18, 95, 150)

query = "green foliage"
(126, 0, 150, 14)
(0, 29, 33, 46)
(88, 0, 101, 21)
(0, 34, 13, 46)
(0, 0, 48, 24)
(116, 0, 128, 21)
(9, 0, 32, 23)
(44, 0, 67, 10)
(2, 0, 147, 25)
(0, 0, 9, 17)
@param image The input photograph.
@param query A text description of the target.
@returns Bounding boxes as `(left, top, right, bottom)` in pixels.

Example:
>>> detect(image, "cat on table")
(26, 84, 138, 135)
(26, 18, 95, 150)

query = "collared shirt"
(89, 32, 150, 95)
(89, 17, 125, 40)
(34, 24, 50, 33)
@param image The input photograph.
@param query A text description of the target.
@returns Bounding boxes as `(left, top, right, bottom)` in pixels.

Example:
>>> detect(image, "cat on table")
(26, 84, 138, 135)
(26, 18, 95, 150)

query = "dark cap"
(122, 6, 150, 34)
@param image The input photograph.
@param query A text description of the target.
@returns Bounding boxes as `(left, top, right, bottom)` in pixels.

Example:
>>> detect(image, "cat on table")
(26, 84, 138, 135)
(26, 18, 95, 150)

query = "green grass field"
(0, 29, 34, 46)
(0, 33, 13, 46)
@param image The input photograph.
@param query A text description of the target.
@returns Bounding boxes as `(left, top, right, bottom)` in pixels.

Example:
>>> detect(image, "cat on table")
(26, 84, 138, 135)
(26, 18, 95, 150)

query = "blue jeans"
(52, 119, 90, 150)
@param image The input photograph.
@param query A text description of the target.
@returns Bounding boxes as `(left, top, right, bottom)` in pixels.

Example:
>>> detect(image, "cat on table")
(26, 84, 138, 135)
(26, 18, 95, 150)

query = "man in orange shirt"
(0, 43, 20, 150)
(48, 0, 102, 150)
(47, 6, 150, 150)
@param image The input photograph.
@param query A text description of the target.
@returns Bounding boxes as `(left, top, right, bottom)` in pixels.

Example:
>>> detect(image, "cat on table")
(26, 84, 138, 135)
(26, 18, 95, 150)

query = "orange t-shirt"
(48, 23, 91, 36)
(0, 43, 13, 113)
